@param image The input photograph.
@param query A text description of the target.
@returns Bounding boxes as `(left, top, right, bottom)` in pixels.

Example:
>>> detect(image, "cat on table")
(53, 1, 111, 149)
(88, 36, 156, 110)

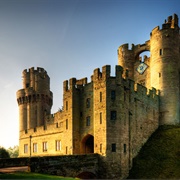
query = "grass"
(0, 172, 77, 179)
(127, 125, 180, 179)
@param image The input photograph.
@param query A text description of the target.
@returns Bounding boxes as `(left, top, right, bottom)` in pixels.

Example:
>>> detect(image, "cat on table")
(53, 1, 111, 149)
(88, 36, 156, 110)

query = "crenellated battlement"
(118, 41, 150, 65)
(62, 64, 158, 104)
(18, 14, 180, 178)
(63, 77, 89, 91)
(23, 67, 47, 74)
(118, 43, 134, 52)
(164, 14, 178, 28)
(19, 120, 63, 138)
(151, 14, 179, 36)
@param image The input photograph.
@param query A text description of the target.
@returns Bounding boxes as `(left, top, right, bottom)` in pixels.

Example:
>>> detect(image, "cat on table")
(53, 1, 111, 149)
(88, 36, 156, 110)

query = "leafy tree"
(7, 146, 19, 158)
(0, 147, 10, 158)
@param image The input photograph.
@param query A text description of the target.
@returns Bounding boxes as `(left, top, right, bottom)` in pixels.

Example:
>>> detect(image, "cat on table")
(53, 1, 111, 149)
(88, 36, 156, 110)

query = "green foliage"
(0, 172, 77, 179)
(7, 146, 19, 158)
(0, 147, 10, 158)
(128, 125, 180, 179)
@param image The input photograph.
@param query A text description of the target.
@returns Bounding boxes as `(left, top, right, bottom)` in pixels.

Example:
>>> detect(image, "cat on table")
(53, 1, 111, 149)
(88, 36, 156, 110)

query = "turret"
(17, 67, 53, 131)
(118, 44, 135, 79)
(150, 13, 180, 125)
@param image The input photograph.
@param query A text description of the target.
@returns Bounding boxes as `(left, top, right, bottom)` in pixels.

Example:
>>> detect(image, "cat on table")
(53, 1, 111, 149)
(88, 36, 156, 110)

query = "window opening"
(86, 98, 90, 108)
(111, 90, 116, 100)
(111, 111, 117, 120)
(56, 140, 62, 151)
(112, 143, 116, 152)
(33, 143, 37, 153)
(24, 144, 28, 153)
(86, 116, 90, 126)
(42, 142, 47, 152)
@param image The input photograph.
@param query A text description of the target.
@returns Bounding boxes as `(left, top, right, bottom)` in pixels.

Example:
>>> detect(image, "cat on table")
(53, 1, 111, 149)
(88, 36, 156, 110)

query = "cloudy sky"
(0, 0, 180, 148)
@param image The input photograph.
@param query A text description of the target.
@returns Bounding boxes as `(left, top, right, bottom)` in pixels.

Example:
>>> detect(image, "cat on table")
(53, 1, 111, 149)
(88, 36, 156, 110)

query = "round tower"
(118, 43, 135, 79)
(16, 67, 53, 131)
(150, 14, 180, 125)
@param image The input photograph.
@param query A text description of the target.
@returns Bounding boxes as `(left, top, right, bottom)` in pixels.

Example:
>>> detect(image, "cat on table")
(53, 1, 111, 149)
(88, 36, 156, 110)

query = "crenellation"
(150, 26, 160, 36)
(76, 77, 88, 86)
(63, 80, 68, 91)
(93, 68, 102, 80)
(69, 78, 76, 90)
(102, 65, 111, 79)
(17, 14, 180, 179)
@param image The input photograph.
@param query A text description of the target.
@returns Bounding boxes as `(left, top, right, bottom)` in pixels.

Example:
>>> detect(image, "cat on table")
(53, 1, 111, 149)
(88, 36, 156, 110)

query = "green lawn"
(128, 125, 180, 179)
(0, 172, 77, 179)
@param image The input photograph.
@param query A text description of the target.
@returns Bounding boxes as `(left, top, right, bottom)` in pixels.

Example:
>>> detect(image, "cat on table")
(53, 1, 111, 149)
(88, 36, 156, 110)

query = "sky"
(0, 0, 180, 149)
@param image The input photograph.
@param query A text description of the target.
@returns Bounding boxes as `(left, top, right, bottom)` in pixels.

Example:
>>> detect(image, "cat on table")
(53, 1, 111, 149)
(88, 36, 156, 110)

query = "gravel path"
(0, 166, 28, 173)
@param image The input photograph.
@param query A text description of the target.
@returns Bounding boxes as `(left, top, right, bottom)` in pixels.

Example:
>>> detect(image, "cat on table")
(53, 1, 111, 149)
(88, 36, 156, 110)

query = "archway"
(135, 50, 150, 62)
(81, 134, 94, 154)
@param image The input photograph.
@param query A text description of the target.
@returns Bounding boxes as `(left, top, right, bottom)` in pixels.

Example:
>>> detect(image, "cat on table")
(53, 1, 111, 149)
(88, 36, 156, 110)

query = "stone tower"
(150, 14, 180, 125)
(16, 67, 53, 131)
(118, 14, 180, 125)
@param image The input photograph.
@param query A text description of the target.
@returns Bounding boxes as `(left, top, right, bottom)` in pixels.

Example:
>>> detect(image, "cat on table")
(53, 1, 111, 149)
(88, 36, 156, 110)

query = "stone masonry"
(16, 14, 180, 179)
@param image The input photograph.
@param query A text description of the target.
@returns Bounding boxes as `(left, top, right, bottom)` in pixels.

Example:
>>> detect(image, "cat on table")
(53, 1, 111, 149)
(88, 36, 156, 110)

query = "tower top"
(162, 13, 179, 29)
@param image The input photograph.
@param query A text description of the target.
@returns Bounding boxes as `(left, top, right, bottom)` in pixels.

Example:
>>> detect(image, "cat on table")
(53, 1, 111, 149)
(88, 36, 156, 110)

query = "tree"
(7, 146, 19, 158)
(0, 147, 10, 158)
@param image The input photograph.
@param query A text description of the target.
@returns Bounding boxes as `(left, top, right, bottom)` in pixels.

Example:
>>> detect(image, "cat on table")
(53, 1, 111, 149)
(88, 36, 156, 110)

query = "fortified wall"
(118, 13, 180, 125)
(16, 14, 180, 179)
(18, 65, 159, 178)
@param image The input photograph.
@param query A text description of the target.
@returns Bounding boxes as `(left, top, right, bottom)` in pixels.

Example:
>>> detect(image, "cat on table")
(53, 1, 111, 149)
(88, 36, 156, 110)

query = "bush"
(0, 147, 10, 158)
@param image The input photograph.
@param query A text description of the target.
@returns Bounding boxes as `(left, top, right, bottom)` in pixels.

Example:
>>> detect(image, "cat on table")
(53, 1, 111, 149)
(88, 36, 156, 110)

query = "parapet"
(22, 67, 50, 91)
(118, 43, 135, 52)
(151, 14, 179, 36)
(118, 41, 150, 58)
(76, 77, 87, 86)
(63, 77, 88, 91)
(164, 14, 178, 28)
(23, 67, 47, 74)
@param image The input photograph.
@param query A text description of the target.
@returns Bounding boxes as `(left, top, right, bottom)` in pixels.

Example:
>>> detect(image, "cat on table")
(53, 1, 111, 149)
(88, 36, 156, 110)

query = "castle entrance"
(81, 134, 94, 154)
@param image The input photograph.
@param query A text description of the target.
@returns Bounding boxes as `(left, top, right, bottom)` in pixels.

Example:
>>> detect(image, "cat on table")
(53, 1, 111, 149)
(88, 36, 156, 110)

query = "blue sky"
(0, 0, 180, 148)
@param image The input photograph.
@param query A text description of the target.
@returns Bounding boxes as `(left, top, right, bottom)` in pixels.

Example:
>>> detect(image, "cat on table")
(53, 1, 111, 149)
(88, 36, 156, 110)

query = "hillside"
(127, 125, 180, 179)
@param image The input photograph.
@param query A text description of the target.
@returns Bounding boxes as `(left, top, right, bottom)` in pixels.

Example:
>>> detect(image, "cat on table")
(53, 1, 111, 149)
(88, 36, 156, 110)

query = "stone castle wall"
(18, 64, 159, 179)
(17, 14, 180, 179)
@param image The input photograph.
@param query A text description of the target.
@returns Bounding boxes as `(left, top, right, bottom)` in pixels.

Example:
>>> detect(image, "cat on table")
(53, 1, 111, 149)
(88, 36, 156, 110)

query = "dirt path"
(0, 166, 28, 173)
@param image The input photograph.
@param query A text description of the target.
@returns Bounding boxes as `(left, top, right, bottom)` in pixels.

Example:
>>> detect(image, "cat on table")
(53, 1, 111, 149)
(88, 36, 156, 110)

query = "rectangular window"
(24, 144, 28, 153)
(66, 101, 68, 110)
(66, 119, 68, 130)
(100, 144, 102, 153)
(66, 146, 68, 154)
(100, 92, 102, 102)
(86, 98, 90, 108)
(124, 92, 126, 101)
(111, 90, 116, 100)
(33, 143, 37, 153)
(160, 49, 163, 56)
(56, 140, 62, 151)
(100, 112, 102, 124)
(124, 144, 127, 153)
(86, 116, 90, 126)
(111, 111, 117, 120)
(42, 142, 47, 152)
(112, 143, 116, 152)
(80, 112, 83, 117)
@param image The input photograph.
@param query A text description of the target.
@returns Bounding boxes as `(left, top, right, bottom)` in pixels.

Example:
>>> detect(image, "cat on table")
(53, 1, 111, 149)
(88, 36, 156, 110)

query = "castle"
(16, 14, 180, 179)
